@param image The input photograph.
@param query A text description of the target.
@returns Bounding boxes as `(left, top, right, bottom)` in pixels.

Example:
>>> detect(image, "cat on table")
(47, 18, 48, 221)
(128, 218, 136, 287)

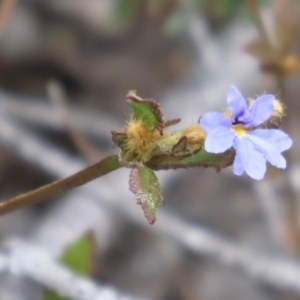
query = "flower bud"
(263, 99, 285, 129)
(181, 124, 206, 151)
(125, 119, 161, 162)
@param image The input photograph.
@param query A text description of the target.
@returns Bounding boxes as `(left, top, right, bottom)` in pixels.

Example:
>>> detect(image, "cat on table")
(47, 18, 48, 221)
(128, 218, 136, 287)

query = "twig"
(246, 0, 272, 47)
(47, 80, 102, 162)
(0, 0, 16, 37)
(0, 154, 121, 216)
(0, 90, 118, 139)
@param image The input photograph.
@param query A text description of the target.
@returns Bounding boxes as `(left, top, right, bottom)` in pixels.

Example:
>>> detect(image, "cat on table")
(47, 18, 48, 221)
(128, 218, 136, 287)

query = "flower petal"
(204, 127, 235, 153)
(247, 94, 274, 126)
(234, 137, 266, 180)
(233, 151, 244, 176)
(250, 129, 292, 152)
(247, 131, 287, 168)
(200, 112, 231, 133)
(236, 109, 253, 124)
(227, 85, 247, 120)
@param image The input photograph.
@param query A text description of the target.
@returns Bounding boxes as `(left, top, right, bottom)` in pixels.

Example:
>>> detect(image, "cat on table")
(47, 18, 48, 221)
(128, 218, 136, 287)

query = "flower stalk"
(0, 155, 122, 216)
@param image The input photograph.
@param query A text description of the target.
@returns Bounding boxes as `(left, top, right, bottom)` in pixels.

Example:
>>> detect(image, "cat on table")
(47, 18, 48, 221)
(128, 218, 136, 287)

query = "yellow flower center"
(231, 124, 247, 137)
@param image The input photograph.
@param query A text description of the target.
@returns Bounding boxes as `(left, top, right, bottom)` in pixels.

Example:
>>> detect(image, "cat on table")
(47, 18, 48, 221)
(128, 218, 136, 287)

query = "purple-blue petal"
(226, 85, 247, 120)
(200, 112, 231, 133)
(233, 151, 244, 176)
(204, 127, 235, 153)
(234, 137, 266, 180)
(246, 94, 274, 126)
(250, 129, 292, 152)
(247, 131, 287, 168)
(236, 109, 253, 124)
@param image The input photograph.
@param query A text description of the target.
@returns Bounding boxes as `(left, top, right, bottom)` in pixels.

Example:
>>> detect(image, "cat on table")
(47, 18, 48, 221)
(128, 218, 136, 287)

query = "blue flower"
(200, 85, 293, 180)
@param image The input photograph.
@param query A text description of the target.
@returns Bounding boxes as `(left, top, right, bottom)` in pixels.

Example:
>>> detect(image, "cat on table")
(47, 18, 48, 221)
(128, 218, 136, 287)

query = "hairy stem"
(0, 155, 122, 216)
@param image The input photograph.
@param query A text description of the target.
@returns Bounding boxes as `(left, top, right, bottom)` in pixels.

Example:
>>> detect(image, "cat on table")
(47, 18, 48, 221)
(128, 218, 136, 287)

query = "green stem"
(0, 154, 122, 216)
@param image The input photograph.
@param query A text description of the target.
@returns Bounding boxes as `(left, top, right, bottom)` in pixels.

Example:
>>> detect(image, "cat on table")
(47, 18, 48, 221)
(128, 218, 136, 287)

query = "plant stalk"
(0, 154, 122, 216)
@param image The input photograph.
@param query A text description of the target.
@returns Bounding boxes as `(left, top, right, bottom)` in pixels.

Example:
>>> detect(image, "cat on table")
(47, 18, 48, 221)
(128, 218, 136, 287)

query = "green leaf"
(45, 291, 65, 300)
(126, 90, 164, 133)
(129, 164, 163, 224)
(163, 9, 189, 36)
(147, 149, 235, 172)
(111, 130, 128, 152)
(115, 0, 138, 21)
(61, 233, 94, 275)
(171, 136, 188, 154)
(44, 233, 94, 300)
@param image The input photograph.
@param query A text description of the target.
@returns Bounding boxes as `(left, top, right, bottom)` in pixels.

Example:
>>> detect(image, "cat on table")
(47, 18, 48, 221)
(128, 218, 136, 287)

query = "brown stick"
(246, 0, 272, 47)
(0, 0, 16, 36)
(47, 80, 102, 163)
(0, 154, 121, 216)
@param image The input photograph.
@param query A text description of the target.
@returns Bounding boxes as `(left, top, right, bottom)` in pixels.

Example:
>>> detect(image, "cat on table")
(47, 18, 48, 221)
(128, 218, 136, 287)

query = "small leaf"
(163, 118, 181, 127)
(163, 9, 189, 36)
(147, 149, 235, 171)
(126, 90, 164, 133)
(111, 130, 128, 150)
(45, 290, 65, 300)
(172, 136, 188, 153)
(44, 233, 94, 300)
(129, 164, 163, 224)
(115, 0, 138, 21)
(61, 232, 94, 275)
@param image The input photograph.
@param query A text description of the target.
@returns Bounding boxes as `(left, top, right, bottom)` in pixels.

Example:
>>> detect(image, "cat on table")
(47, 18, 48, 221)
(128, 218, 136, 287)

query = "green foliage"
(163, 9, 190, 36)
(129, 164, 163, 224)
(147, 149, 234, 171)
(113, 0, 273, 35)
(126, 90, 164, 131)
(197, 0, 244, 16)
(115, 0, 138, 20)
(44, 233, 94, 300)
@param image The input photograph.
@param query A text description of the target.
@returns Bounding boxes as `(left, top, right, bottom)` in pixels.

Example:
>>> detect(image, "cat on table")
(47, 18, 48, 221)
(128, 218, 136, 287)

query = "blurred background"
(0, 0, 300, 299)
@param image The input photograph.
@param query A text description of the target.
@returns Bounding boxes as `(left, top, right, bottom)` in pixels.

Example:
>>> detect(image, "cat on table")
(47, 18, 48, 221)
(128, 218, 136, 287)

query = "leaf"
(147, 149, 235, 172)
(44, 233, 94, 300)
(115, 0, 138, 21)
(163, 118, 181, 127)
(163, 9, 189, 36)
(61, 232, 94, 275)
(171, 136, 188, 154)
(111, 130, 128, 150)
(126, 90, 164, 133)
(129, 164, 163, 224)
(45, 290, 65, 300)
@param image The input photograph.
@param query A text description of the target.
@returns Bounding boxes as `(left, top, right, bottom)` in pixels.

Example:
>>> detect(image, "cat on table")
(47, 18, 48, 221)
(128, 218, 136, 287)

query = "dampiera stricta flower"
(200, 85, 292, 180)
